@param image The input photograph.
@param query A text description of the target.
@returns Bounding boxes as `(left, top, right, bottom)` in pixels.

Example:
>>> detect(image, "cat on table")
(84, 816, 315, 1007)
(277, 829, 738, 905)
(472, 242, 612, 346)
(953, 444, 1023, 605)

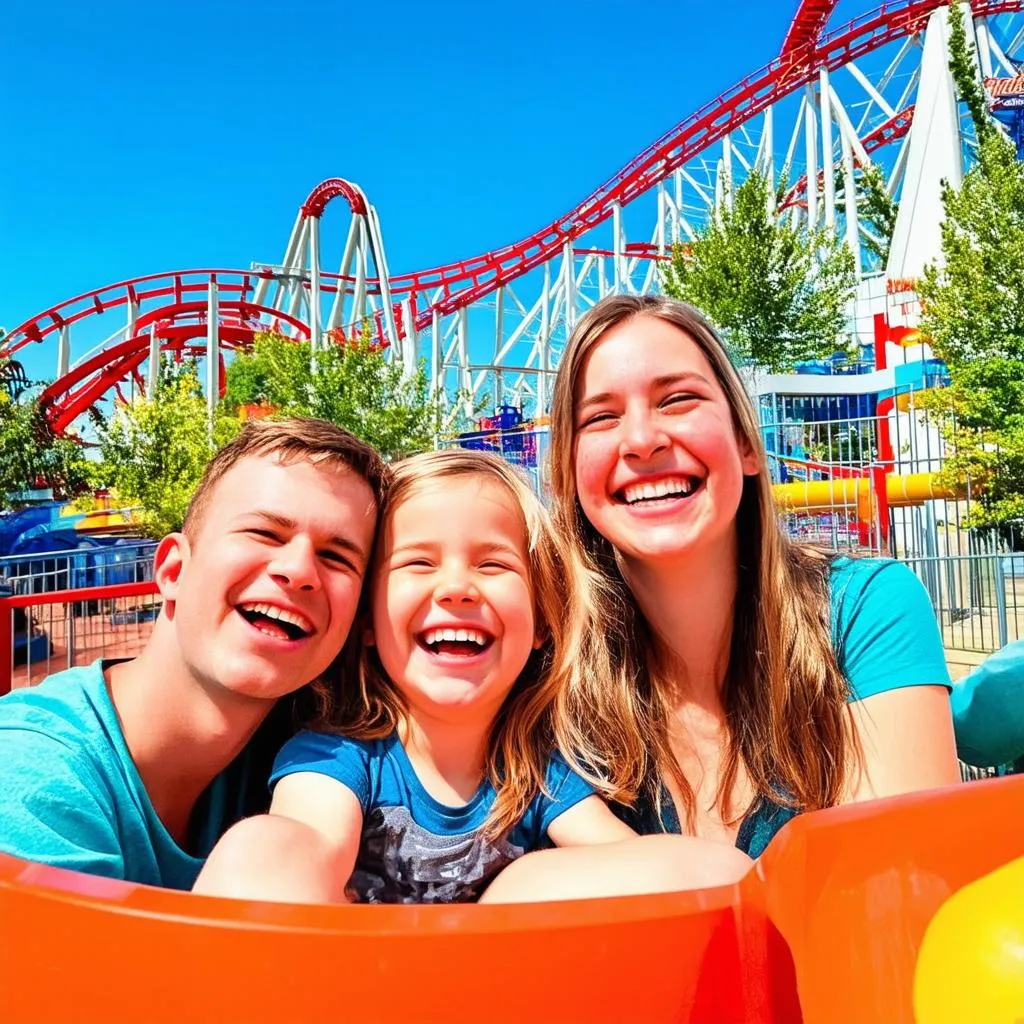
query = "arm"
(951, 640, 1024, 767)
(834, 560, 959, 802)
(193, 771, 363, 903)
(546, 794, 636, 846)
(845, 685, 960, 803)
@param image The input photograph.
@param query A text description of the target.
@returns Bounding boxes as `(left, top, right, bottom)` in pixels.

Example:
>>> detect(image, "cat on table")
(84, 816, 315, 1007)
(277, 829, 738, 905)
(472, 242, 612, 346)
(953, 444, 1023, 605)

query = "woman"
(482, 295, 958, 898)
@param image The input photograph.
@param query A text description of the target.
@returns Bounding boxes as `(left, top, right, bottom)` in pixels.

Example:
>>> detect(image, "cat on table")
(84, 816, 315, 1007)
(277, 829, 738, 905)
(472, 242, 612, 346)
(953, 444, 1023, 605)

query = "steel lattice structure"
(5, 0, 1024, 433)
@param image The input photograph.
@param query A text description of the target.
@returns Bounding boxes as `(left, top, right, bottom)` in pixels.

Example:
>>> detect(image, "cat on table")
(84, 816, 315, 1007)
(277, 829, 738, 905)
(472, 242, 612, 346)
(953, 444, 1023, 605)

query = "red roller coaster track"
(5, 0, 1022, 431)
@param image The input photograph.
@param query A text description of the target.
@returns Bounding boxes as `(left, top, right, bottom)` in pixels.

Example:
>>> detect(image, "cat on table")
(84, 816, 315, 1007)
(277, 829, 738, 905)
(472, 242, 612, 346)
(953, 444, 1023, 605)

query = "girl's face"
(572, 315, 759, 569)
(368, 475, 541, 724)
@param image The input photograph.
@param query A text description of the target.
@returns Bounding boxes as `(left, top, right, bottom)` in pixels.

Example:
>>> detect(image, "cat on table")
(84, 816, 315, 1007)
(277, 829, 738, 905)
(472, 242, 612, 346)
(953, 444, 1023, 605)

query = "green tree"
(0, 362, 93, 508)
(662, 170, 857, 372)
(98, 361, 239, 536)
(916, 8, 1024, 532)
(223, 329, 442, 460)
(857, 164, 900, 269)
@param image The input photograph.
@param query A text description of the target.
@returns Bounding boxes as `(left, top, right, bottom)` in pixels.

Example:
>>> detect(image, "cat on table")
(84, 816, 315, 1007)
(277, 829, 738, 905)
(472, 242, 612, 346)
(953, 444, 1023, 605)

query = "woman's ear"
(154, 533, 189, 604)
(738, 432, 760, 476)
(533, 621, 549, 650)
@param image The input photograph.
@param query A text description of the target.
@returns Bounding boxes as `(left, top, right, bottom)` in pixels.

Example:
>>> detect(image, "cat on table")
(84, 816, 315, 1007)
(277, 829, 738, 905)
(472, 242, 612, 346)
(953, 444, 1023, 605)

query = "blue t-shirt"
(270, 729, 594, 903)
(951, 639, 1024, 767)
(0, 660, 275, 889)
(618, 557, 953, 857)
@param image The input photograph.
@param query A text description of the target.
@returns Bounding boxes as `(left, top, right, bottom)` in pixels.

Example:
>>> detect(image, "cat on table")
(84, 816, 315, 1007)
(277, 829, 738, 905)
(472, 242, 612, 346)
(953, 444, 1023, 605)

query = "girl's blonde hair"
(311, 447, 600, 840)
(548, 294, 859, 829)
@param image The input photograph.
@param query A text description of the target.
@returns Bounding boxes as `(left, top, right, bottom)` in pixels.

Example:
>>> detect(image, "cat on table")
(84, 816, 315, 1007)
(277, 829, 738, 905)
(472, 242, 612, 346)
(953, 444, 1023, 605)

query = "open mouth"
(416, 627, 494, 658)
(618, 476, 703, 506)
(237, 602, 314, 642)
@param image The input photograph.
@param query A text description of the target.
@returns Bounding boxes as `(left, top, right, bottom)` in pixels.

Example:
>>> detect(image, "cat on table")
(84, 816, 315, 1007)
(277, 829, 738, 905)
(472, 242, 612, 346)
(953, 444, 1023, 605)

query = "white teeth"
(421, 628, 489, 647)
(622, 477, 698, 505)
(239, 601, 313, 635)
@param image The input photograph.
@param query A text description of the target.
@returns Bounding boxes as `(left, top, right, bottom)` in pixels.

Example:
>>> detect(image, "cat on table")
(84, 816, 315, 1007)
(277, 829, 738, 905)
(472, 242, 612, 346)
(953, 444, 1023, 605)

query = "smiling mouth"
(416, 627, 494, 658)
(617, 476, 703, 505)
(237, 602, 313, 642)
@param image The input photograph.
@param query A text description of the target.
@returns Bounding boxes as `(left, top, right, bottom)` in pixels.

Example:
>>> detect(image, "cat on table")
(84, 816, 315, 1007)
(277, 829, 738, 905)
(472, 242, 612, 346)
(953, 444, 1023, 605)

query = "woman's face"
(572, 315, 759, 568)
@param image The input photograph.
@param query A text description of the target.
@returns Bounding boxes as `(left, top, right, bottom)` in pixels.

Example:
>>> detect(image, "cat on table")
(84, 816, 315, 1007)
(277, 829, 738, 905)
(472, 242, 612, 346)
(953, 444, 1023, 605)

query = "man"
(0, 417, 386, 889)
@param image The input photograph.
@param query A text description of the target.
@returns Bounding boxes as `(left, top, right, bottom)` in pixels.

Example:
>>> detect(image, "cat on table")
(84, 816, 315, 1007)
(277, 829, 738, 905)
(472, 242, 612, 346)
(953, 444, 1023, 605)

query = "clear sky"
(2, 1, 834, 351)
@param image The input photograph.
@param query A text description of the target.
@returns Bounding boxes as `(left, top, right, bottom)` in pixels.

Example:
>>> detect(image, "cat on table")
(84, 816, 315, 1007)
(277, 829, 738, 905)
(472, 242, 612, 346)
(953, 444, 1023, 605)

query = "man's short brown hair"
(182, 417, 390, 540)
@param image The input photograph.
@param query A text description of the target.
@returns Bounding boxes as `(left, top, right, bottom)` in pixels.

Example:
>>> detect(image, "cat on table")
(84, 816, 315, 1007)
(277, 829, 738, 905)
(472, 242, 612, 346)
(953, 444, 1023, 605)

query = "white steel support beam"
(431, 308, 442, 401)
(563, 241, 576, 332)
(328, 216, 360, 330)
(537, 261, 551, 417)
(57, 325, 70, 379)
(367, 206, 399, 348)
(309, 215, 321, 352)
(206, 278, 219, 439)
(147, 324, 160, 396)
(805, 84, 819, 230)
(494, 286, 504, 407)
(126, 299, 138, 350)
(458, 307, 472, 418)
(974, 16, 995, 79)
(820, 68, 836, 231)
(401, 297, 417, 378)
(722, 133, 734, 211)
(845, 60, 897, 119)
(353, 217, 368, 328)
(841, 130, 862, 277)
(612, 202, 624, 293)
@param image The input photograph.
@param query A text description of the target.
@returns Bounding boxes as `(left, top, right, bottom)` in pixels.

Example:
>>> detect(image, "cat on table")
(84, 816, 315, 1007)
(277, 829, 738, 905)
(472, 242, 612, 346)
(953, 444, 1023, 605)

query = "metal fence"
(902, 553, 1024, 653)
(0, 542, 157, 596)
(0, 582, 161, 694)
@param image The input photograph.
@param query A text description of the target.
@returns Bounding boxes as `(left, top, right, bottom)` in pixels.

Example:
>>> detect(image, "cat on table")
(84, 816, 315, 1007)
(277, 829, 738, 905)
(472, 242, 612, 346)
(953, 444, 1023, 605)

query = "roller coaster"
(3, 2, 1021, 558)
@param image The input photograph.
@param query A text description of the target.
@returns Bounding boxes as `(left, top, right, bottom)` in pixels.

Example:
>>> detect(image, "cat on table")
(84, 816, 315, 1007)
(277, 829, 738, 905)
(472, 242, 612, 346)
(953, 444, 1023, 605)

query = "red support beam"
(781, 1, 839, 55)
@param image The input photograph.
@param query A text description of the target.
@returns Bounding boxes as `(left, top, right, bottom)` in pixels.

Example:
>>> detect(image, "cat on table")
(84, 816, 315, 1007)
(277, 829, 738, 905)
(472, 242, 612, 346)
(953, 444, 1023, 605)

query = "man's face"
(155, 454, 378, 704)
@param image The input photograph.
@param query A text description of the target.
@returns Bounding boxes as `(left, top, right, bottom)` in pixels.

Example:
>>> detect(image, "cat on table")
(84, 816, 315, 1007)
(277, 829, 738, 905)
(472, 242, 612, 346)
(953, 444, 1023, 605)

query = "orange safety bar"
(2, 776, 1022, 1023)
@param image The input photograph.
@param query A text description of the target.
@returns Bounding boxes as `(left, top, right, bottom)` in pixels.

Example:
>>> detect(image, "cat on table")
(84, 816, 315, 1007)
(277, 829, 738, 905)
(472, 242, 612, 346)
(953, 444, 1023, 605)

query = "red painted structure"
(4, 0, 1023, 432)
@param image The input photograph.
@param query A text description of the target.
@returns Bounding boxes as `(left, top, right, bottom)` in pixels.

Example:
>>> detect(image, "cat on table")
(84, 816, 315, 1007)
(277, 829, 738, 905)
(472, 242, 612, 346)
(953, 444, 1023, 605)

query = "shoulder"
(829, 555, 923, 611)
(828, 556, 951, 701)
(0, 666, 126, 875)
(271, 730, 388, 809)
(531, 752, 596, 834)
(0, 661, 117, 764)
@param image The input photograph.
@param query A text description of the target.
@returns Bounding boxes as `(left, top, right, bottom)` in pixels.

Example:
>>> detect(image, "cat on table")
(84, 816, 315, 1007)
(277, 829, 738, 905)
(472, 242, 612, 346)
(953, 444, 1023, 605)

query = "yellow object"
(773, 472, 965, 516)
(913, 856, 1024, 1024)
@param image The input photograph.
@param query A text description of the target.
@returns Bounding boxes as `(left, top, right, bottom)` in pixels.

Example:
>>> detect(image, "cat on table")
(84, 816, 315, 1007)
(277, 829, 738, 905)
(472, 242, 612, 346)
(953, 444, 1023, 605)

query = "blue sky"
(2, 1, 826, 375)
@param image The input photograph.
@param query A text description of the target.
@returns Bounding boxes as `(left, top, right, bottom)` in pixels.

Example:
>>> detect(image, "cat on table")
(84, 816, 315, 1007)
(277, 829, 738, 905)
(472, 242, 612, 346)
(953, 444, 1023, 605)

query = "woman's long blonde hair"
(548, 294, 858, 829)
(310, 448, 600, 841)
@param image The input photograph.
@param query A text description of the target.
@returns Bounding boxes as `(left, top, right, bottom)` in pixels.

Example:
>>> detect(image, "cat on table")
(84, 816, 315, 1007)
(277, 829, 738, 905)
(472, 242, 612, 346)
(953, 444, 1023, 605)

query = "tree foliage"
(98, 361, 239, 536)
(857, 164, 900, 268)
(222, 329, 441, 460)
(662, 170, 857, 372)
(915, 8, 1024, 532)
(0, 358, 93, 508)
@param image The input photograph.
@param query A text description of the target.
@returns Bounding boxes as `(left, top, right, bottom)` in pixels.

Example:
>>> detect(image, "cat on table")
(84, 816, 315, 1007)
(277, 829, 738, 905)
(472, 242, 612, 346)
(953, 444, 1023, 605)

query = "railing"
(0, 541, 157, 595)
(901, 553, 1023, 653)
(0, 581, 160, 695)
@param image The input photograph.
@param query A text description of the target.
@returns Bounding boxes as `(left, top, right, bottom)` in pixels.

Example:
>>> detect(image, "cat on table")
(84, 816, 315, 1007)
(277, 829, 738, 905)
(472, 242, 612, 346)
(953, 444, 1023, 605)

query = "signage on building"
(985, 76, 1024, 107)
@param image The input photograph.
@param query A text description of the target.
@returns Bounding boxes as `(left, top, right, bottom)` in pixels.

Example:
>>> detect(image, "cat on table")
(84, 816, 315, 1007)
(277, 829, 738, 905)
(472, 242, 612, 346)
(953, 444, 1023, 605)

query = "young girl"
(195, 448, 751, 904)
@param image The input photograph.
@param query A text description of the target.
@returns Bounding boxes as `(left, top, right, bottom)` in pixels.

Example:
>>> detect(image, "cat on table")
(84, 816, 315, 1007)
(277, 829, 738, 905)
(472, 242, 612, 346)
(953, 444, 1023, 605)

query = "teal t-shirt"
(618, 557, 952, 856)
(951, 639, 1024, 767)
(0, 660, 274, 889)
